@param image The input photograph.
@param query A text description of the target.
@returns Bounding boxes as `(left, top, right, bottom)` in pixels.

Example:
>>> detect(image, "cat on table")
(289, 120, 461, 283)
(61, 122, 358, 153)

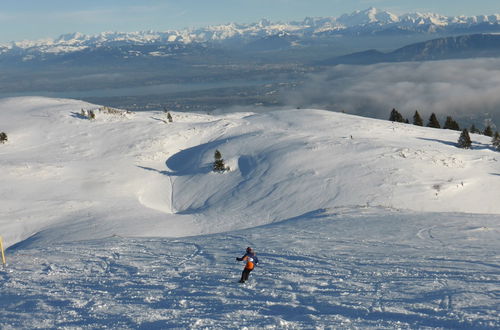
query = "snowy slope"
(1, 96, 499, 248)
(0, 97, 499, 328)
(1, 210, 498, 328)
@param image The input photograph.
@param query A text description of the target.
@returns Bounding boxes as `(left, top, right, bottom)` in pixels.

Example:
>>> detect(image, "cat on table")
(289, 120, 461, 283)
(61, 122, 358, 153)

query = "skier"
(236, 247, 259, 283)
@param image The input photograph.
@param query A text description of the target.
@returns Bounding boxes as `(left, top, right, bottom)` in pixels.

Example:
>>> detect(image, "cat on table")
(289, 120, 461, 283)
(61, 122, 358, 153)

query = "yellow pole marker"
(0, 236, 6, 266)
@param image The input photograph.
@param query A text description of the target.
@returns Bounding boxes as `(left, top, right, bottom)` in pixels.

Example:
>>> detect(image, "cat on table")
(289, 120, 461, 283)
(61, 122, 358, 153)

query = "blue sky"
(1, 0, 499, 43)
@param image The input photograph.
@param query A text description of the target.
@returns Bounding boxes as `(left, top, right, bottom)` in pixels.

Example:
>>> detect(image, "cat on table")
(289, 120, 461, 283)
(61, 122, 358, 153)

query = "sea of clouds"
(288, 58, 500, 127)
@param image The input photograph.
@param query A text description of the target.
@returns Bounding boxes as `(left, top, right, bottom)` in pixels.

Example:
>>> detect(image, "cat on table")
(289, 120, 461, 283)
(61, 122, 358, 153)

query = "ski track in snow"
(1, 210, 499, 329)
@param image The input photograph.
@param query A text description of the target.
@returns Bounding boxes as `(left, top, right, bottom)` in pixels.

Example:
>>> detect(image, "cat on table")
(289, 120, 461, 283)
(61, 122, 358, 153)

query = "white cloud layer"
(288, 58, 500, 125)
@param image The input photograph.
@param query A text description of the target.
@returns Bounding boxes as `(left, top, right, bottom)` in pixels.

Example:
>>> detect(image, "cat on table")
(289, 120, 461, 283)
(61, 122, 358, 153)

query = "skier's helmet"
(246, 247, 253, 253)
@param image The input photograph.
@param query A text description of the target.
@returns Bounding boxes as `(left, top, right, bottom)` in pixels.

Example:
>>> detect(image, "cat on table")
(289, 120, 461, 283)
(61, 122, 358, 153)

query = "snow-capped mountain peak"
(1, 8, 500, 56)
(54, 32, 87, 43)
(337, 7, 400, 26)
(400, 12, 449, 26)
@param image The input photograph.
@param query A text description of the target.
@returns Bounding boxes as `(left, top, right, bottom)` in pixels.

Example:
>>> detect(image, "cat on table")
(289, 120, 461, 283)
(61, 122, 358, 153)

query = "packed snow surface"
(0, 97, 499, 328)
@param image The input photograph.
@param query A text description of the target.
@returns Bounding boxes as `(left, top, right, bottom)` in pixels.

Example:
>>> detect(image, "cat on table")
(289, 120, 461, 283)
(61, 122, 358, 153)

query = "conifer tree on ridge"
(213, 149, 229, 173)
(457, 129, 472, 149)
(470, 124, 480, 134)
(0, 132, 7, 144)
(427, 113, 441, 129)
(389, 108, 404, 123)
(484, 125, 493, 137)
(443, 116, 460, 131)
(413, 111, 423, 126)
(492, 131, 500, 151)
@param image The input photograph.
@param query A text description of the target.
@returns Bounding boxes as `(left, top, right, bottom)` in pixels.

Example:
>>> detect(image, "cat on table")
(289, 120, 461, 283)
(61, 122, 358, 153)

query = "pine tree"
(213, 149, 228, 172)
(470, 124, 480, 134)
(457, 129, 472, 149)
(427, 113, 441, 128)
(0, 132, 7, 144)
(167, 112, 173, 123)
(389, 108, 404, 122)
(484, 125, 493, 137)
(443, 116, 460, 131)
(413, 110, 423, 126)
(492, 131, 500, 151)
(88, 110, 96, 120)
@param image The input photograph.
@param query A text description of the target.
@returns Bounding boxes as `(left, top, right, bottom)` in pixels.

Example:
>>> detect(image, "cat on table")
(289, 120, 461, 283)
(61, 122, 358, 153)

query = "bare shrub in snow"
(99, 106, 132, 117)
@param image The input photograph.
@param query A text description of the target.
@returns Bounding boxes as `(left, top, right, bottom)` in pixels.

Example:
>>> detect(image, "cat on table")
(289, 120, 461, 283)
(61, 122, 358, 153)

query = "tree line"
(389, 108, 500, 150)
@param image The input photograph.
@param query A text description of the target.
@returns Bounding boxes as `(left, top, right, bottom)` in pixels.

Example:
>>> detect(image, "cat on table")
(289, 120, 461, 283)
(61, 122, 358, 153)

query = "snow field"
(1, 97, 499, 248)
(0, 97, 499, 328)
(1, 209, 498, 328)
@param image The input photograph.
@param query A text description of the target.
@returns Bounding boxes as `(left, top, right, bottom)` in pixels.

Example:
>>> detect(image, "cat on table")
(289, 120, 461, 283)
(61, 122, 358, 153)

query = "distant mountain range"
(323, 34, 500, 65)
(1, 7, 500, 61)
(1, 7, 500, 100)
